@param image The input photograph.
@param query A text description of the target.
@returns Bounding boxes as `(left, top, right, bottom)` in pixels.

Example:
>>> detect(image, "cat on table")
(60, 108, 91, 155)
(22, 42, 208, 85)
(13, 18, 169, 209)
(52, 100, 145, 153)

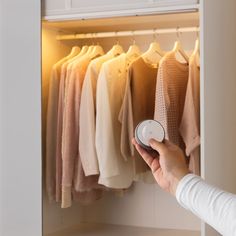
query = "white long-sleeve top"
(176, 174, 236, 236)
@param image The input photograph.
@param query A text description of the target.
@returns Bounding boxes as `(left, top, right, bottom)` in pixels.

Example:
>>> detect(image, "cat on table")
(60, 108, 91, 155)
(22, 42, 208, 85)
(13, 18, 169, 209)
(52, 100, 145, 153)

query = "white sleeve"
(176, 174, 236, 236)
(79, 65, 99, 176)
(95, 65, 120, 178)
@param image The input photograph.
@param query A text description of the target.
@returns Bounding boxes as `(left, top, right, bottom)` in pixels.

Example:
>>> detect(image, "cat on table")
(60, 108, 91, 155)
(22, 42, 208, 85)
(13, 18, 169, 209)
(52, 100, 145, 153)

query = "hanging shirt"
(61, 55, 102, 208)
(46, 56, 72, 202)
(79, 54, 115, 176)
(154, 52, 189, 150)
(95, 53, 137, 189)
(55, 59, 77, 202)
(119, 57, 158, 175)
(179, 52, 200, 175)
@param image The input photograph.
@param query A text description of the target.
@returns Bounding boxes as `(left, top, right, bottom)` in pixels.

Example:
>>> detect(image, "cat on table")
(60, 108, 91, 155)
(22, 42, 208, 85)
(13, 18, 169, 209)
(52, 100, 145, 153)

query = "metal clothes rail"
(56, 27, 199, 41)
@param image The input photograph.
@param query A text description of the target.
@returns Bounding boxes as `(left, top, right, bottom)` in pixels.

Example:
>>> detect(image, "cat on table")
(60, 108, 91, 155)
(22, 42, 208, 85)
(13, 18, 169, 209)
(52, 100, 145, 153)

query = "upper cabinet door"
(43, 0, 199, 20)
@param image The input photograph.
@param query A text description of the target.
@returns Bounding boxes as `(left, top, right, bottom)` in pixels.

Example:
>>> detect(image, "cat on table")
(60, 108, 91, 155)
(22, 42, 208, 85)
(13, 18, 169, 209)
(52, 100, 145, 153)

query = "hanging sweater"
(46, 56, 72, 202)
(61, 55, 102, 208)
(119, 57, 158, 174)
(179, 52, 200, 175)
(154, 52, 189, 150)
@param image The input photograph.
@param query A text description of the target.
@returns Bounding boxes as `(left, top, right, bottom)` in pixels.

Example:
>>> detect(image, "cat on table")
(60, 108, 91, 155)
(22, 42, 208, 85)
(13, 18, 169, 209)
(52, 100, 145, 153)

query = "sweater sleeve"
(61, 68, 78, 208)
(119, 68, 134, 159)
(79, 64, 99, 176)
(176, 174, 236, 236)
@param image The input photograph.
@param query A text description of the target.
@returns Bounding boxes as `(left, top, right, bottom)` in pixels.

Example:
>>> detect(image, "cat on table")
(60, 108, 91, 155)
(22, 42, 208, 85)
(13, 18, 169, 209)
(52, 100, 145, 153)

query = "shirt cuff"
(175, 173, 201, 209)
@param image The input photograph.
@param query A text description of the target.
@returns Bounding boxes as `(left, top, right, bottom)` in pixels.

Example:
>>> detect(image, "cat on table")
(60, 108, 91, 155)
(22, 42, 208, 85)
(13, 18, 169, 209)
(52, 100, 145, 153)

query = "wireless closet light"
(135, 120, 165, 150)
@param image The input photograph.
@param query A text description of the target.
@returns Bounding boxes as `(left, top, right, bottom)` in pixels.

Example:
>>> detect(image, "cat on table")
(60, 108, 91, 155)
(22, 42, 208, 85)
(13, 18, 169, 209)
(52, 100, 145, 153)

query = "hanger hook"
(115, 31, 120, 45)
(155, 28, 159, 41)
(176, 26, 180, 40)
(153, 28, 158, 42)
(132, 31, 136, 45)
(94, 32, 100, 45)
(196, 26, 199, 39)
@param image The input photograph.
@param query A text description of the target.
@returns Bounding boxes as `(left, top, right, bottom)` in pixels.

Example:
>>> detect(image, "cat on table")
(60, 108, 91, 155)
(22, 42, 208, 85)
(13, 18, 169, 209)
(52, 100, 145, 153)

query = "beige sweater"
(154, 52, 189, 150)
(120, 57, 158, 174)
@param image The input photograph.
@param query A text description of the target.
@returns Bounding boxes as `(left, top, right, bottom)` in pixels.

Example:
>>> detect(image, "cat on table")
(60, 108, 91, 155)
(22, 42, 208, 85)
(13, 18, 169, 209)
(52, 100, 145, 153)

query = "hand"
(132, 138, 189, 195)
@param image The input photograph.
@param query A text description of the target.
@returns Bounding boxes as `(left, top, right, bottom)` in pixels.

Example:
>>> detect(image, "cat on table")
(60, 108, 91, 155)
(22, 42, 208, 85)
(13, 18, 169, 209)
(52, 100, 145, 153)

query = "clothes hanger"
(66, 46, 80, 59)
(67, 45, 89, 63)
(90, 44, 105, 58)
(172, 27, 189, 63)
(193, 31, 200, 56)
(85, 33, 104, 59)
(142, 30, 165, 65)
(106, 33, 124, 57)
(107, 43, 124, 57)
(79, 45, 89, 56)
(85, 45, 95, 55)
(126, 35, 141, 60)
(193, 29, 200, 67)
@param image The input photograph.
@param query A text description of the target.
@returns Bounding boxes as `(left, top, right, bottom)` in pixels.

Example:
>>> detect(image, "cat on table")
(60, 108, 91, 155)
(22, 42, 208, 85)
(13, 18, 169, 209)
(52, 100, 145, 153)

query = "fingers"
(132, 138, 160, 172)
(149, 139, 167, 155)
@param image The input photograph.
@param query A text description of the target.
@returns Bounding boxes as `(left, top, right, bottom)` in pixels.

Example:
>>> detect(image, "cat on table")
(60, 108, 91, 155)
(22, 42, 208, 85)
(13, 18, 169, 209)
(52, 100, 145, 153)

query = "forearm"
(176, 174, 236, 236)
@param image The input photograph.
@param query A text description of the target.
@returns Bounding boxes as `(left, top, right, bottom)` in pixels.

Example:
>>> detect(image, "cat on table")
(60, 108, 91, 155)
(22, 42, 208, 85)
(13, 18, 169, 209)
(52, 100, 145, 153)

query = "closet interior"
(42, 11, 201, 236)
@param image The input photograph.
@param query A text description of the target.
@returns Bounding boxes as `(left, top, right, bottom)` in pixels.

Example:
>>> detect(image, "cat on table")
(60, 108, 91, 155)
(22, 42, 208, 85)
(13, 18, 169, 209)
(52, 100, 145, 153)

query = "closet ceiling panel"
(43, 12, 199, 34)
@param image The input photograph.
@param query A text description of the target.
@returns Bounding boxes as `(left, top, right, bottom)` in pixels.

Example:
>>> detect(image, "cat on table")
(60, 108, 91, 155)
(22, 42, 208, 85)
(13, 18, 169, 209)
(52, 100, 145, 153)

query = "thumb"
(149, 138, 166, 154)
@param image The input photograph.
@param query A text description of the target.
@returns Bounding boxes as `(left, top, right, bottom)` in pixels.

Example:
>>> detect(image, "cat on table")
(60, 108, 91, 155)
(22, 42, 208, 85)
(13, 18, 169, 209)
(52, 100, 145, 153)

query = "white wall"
(0, 1, 41, 236)
(201, 0, 236, 235)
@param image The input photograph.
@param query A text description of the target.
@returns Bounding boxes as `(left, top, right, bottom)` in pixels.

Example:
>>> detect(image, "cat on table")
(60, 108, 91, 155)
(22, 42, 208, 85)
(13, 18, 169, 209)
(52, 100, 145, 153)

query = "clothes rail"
(56, 27, 199, 41)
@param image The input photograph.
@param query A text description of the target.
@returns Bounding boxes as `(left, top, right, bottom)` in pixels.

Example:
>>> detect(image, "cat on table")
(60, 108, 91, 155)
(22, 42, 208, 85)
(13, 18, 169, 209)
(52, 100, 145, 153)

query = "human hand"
(132, 138, 189, 196)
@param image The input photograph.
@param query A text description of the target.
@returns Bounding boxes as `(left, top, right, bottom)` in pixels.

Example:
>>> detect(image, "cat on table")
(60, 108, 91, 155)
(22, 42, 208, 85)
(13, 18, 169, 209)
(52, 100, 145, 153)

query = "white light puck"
(135, 120, 165, 150)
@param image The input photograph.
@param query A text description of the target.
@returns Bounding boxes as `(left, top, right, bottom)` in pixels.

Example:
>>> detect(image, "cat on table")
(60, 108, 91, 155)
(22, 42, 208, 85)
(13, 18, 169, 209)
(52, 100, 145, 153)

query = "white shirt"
(79, 54, 114, 176)
(176, 174, 236, 236)
(95, 54, 136, 188)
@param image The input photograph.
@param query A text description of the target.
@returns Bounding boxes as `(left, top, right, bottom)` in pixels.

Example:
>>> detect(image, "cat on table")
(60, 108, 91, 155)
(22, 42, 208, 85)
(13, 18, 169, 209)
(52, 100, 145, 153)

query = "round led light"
(135, 120, 165, 150)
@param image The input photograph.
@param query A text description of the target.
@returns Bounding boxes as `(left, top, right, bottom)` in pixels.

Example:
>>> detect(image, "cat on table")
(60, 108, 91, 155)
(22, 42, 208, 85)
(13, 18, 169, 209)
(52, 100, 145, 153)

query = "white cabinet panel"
(201, 0, 236, 235)
(0, 1, 42, 236)
(43, 0, 65, 11)
(43, 0, 199, 20)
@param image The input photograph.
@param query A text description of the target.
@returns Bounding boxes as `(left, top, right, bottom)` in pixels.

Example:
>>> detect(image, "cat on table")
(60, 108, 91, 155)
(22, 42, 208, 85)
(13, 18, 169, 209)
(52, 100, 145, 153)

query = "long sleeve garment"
(61, 54, 102, 208)
(119, 57, 158, 175)
(154, 52, 189, 150)
(176, 174, 236, 236)
(55, 51, 88, 202)
(46, 55, 75, 202)
(95, 53, 137, 189)
(79, 54, 115, 176)
(179, 52, 200, 175)
(55, 59, 78, 202)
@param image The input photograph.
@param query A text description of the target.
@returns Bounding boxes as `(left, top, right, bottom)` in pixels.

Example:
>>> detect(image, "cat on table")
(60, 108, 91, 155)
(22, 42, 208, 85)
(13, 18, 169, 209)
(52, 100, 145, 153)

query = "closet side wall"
(0, 1, 41, 236)
(201, 0, 236, 235)
(42, 27, 85, 235)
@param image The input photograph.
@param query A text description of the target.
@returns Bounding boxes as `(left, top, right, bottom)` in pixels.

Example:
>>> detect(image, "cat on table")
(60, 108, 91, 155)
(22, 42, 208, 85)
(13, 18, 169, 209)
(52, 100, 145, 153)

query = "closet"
(1, 1, 236, 236)
(42, 11, 201, 236)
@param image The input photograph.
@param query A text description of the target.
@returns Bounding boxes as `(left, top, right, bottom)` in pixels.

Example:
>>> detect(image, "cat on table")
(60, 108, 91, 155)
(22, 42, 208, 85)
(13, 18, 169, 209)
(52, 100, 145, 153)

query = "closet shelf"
(46, 223, 200, 236)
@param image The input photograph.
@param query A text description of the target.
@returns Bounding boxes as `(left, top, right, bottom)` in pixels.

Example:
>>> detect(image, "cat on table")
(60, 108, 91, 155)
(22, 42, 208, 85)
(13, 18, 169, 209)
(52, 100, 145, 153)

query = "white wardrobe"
(0, 1, 236, 236)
